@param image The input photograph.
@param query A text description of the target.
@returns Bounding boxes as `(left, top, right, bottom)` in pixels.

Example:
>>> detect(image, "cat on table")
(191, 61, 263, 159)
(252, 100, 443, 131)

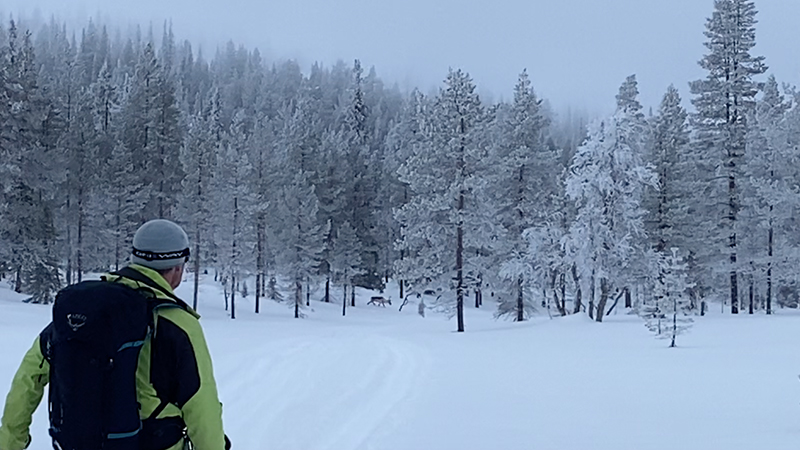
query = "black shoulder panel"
(150, 316, 201, 408)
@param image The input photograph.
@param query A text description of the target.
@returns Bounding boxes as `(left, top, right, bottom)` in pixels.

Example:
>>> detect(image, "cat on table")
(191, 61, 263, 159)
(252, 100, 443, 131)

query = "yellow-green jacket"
(0, 265, 226, 450)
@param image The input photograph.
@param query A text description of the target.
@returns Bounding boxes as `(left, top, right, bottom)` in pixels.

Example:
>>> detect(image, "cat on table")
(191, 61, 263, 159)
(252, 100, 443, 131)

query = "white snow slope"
(1, 274, 800, 450)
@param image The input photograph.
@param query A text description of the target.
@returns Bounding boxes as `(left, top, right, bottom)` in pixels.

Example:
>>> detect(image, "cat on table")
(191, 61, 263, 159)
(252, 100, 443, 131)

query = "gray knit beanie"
(131, 219, 191, 270)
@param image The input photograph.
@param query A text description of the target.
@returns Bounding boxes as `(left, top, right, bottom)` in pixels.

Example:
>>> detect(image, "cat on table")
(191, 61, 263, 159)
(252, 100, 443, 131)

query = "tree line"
(1, 0, 797, 332)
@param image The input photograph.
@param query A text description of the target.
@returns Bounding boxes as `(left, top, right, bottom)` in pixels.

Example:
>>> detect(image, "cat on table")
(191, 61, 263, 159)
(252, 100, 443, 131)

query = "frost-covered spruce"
(563, 75, 655, 322)
(690, 0, 767, 314)
(641, 248, 695, 347)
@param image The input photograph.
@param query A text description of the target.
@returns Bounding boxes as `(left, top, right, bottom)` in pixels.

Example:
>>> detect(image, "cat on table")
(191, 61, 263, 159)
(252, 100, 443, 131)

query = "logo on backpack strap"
(66, 314, 87, 331)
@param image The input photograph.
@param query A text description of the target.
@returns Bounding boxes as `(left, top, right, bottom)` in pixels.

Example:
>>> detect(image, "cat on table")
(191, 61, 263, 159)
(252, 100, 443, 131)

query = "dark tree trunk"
(729, 171, 738, 314)
(343, 283, 347, 316)
(351, 284, 355, 307)
(456, 220, 464, 332)
(295, 279, 302, 318)
(193, 240, 200, 311)
(232, 196, 239, 319)
(325, 276, 330, 303)
(767, 219, 773, 315)
(114, 200, 122, 271)
(588, 271, 596, 320)
(66, 193, 72, 286)
(595, 278, 610, 322)
(223, 279, 229, 311)
(399, 279, 404, 300)
(572, 264, 582, 314)
(516, 276, 524, 322)
(624, 287, 632, 308)
(306, 279, 310, 306)
(77, 189, 83, 283)
(730, 270, 738, 314)
(14, 266, 22, 293)
(749, 277, 754, 315)
(551, 269, 566, 316)
(670, 307, 677, 348)
(231, 273, 236, 319)
(255, 219, 263, 313)
(255, 273, 261, 312)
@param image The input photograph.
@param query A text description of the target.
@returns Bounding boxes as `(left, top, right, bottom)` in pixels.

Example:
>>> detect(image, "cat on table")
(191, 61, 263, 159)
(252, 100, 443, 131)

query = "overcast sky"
(3, 0, 799, 115)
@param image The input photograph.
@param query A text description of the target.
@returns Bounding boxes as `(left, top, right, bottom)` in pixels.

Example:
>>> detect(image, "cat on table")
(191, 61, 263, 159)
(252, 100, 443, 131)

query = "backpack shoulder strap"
(112, 267, 191, 312)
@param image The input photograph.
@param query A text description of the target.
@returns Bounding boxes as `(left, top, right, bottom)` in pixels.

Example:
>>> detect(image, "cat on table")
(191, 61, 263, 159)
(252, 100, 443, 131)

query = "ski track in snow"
(219, 329, 430, 450)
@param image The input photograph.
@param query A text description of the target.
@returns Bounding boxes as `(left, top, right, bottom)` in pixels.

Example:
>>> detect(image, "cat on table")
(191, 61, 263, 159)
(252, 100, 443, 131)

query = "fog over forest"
(1, 0, 799, 328)
(2, 0, 800, 113)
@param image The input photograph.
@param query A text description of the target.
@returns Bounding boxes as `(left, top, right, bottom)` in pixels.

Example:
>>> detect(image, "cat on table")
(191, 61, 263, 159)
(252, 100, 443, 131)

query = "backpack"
(41, 269, 180, 450)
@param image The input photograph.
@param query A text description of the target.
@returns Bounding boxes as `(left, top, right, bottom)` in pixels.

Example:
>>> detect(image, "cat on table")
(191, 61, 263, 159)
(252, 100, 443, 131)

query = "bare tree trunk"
(624, 287, 631, 308)
(295, 279, 302, 319)
(193, 239, 200, 311)
(595, 278, 610, 322)
(343, 282, 347, 316)
(114, 200, 122, 271)
(516, 276, 524, 321)
(399, 279, 404, 300)
(232, 197, 238, 319)
(223, 278, 229, 311)
(255, 218, 263, 313)
(456, 220, 464, 332)
(325, 276, 330, 303)
(767, 217, 773, 315)
(351, 284, 355, 307)
(749, 276, 754, 315)
(455, 120, 466, 333)
(572, 264, 582, 314)
(551, 269, 566, 316)
(306, 278, 310, 306)
(588, 271, 595, 319)
(670, 307, 677, 348)
(261, 270, 266, 297)
(231, 273, 236, 320)
(14, 266, 22, 293)
(77, 189, 83, 283)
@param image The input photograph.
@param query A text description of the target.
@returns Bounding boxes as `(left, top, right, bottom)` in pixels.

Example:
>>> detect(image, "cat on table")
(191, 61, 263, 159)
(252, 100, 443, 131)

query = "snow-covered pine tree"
(494, 69, 556, 321)
(247, 114, 280, 312)
(341, 59, 381, 290)
(330, 221, 362, 316)
(564, 76, 655, 322)
(745, 75, 793, 314)
(316, 128, 353, 303)
(690, 0, 767, 314)
(385, 89, 430, 300)
(275, 172, 329, 318)
(394, 68, 484, 332)
(1, 22, 62, 297)
(151, 41, 183, 220)
(105, 142, 146, 270)
(641, 248, 695, 347)
(180, 100, 218, 309)
(214, 110, 256, 319)
(122, 41, 183, 221)
(647, 86, 691, 256)
(644, 86, 701, 313)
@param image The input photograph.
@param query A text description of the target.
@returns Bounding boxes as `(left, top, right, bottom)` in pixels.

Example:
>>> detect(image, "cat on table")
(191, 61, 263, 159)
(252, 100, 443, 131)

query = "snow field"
(2, 275, 800, 449)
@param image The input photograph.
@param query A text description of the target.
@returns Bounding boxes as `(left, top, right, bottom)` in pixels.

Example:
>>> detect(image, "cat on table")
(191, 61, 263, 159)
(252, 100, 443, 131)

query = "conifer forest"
(1, 0, 798, 333)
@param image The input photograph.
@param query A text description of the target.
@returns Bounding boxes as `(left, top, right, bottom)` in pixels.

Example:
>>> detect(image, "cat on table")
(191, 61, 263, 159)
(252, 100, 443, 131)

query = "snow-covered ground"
(2, 274, 800, 450)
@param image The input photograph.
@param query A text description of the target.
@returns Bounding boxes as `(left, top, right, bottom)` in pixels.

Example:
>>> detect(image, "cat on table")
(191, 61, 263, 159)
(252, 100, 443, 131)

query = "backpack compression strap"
(113, 267, 192, 311)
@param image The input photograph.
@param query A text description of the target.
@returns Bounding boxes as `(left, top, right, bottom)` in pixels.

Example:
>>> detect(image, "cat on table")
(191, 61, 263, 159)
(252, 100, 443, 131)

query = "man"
(0, 219, 228, 450)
